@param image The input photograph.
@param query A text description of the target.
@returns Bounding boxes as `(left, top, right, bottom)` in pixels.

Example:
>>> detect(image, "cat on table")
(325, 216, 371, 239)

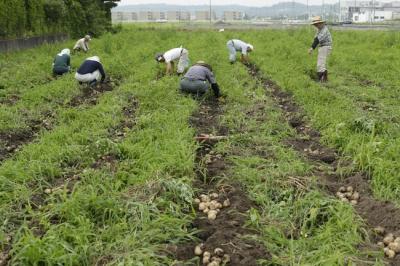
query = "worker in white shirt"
(73, 35, 91, 53)
(226, 39, 254, 64)
(155, 47, 189, 75)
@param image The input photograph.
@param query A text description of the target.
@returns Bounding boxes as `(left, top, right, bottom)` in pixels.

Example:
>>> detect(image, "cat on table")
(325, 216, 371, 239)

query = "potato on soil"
(44, 188, 52, 194)
(194, 244, 204, 255)
(350, 200, 358, 205)
(377, 242, 385, 248)
(200, 194, 210, 202)
(351, 192, 360, 201)
(346, 186, 354, 192)
(194, 198, 201, 204)
(388, 242, 400, 253)
(383, 234, 395, 245)
(208, 210, 218, 220)
(207, 262, 219, 266)
(211, 256, 222, 263)
(222, 254, 231, 263)
(203, 208, 210, 214)
(385, 247, 396, 258)
(199, 202, 207, 211)
(203, 251, 211, 264)
(373, 226, 385, 235)
(223, 199, 230, 207)
(214, 248, 224, 256)
(210, 192, 219, 199)
(339, 186, 346, 192)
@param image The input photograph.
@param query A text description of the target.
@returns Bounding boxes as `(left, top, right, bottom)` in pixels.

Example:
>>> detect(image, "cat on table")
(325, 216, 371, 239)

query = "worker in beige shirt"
(73, 35, 91, 53)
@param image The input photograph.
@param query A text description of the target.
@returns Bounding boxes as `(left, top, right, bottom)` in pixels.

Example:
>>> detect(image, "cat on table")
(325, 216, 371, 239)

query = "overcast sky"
(118, 0, 340, 7)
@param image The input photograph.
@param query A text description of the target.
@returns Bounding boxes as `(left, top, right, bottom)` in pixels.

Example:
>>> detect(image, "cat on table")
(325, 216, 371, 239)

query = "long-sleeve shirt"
(229, 39, 251, 55)
(77, 60, 106, 81)
(53, 54, 70, 69)
(184, 65, 216, 84)
(74, 38, 89, 51)
(311, 25, 332, 49)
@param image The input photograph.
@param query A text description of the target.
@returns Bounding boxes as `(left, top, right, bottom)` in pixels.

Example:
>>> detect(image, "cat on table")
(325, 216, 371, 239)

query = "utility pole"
(209, 0, 212, 24)
(307, 0, 309, 20)
(338, 0, 341, 22)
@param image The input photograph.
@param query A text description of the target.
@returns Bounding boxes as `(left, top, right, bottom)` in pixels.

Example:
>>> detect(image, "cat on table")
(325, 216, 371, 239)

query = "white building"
(223, 11, 243, 21)
(167, 11, 191, 21)
(340, 0, 400, 22)
(353, 10, 393, 22)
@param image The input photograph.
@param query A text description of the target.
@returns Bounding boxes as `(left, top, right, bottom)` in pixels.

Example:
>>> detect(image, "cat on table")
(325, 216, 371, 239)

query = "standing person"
(155, 46, 189, 75)
(75, 56, 106, 86)
(52, 48, 71, 76)
(308, 16, 332, 82)
(73, 35, 91, 53)
(226, 39, 254, 64)
(180, 61, 221, 98)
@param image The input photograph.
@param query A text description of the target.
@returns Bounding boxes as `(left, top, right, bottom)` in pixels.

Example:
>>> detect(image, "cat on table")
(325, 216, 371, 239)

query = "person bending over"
(52, 48, 71, 76)
(226, 39, 254, 64)
(73, 35, 91, 53)
(75, 56, 106, 86)
(180, 61, 221, 98)
(155, 47, 189, 75)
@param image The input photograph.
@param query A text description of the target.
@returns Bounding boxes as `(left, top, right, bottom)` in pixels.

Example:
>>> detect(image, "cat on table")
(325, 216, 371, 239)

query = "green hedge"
(0, 0, 119, 39)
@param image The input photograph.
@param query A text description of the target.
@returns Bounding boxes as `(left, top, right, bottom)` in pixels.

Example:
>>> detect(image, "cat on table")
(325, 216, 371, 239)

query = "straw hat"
(311, 16, 325, 25)
(196, 60, 206, 64)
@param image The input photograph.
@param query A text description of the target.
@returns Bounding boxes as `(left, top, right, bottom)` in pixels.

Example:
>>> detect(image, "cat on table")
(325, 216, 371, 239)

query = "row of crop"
(169, 28, 383, 264)
(1, 27, 199, 264)
(233, 28, 400, 202)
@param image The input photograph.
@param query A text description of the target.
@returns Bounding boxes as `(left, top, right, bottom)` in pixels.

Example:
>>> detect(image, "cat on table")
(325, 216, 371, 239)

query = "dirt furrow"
(174, 98, 269, 266)
(0, 96, 138, 266)
(247, 63, 400, 264)
(0, 78, 119, 164)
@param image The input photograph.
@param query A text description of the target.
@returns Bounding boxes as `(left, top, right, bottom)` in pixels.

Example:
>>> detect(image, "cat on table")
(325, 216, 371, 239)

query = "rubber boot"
(323, 70, 328, 82)
(317, 72, 324, 82)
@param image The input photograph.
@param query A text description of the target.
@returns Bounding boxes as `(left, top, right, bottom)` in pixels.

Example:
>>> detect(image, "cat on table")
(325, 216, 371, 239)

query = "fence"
(0, 34, 69, 53)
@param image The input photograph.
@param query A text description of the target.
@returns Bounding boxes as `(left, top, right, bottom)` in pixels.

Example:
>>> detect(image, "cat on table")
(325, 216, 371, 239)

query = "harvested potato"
(384, 234, 395, 245)
(209, 202, 217, 210)
(215, 203, 222, 209)
(194, 244, 204, 255)
(214, 248, 224, 256)
(377, 242, 385, 248)
(211, 256, 222, 263)
(194, 198, 201, 204)
(203, 251, 211, 264)
(351, 192, 360, 201)
(350, 200, 358, 205)
(373, 226, 385, 235)
(223, 199, 231, 207)
(395, 237, 400, 243)
(389, 242, 400, 253)
(199, 202, 207, 211)
(385, 247, 396, 258)
(346, 186, 354, 193)
(339, 186, 346, 192)
(44, 188, 52, 194)
(200, 194, 211, 202)
(207, 262, 219, 266)
(222, 254, 231, 263)
(341, 197, 349, 203)
(208, 210, 218, 220)
(210, 193, 219, 199)
(203, 208, 210, 214)
(336, 192, 344, 198)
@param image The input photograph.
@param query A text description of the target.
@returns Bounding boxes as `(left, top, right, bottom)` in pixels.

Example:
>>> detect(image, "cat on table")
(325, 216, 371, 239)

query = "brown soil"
(174, 97, 270, 265)
(0, 111, 55, 163)
(0, 94, 20, 105)
(1, 95, 138, 266)
(247, 63, 400, 264)
(69, 77, 118, 107)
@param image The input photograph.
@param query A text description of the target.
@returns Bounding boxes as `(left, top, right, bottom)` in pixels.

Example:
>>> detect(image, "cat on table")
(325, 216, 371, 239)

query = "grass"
(0, 25, 396, 264)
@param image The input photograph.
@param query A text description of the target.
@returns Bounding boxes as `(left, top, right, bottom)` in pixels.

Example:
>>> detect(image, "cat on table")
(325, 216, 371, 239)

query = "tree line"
(0, 0, 120, 39)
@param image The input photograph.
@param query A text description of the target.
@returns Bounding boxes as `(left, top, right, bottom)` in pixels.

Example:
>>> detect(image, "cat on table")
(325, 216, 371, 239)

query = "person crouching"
(75, 56, 106, 86)
(53, 48, 71, 76)
(155, 47, 189, 75)
(180, 61, 221, 98)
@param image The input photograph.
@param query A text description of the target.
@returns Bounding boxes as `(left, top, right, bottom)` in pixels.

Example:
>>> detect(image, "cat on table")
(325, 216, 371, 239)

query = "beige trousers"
(317, 46, 332, 72)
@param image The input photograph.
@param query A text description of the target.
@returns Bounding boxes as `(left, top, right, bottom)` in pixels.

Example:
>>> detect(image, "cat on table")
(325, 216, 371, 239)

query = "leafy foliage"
(0, 0, 120, 38)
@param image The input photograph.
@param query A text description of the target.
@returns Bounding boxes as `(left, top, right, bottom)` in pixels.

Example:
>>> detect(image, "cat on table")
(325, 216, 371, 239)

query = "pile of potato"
(194, 244, 230, 266)
(336, 186, 360, 205)
(194, 193, 230, 221)
(375, 227, 400, 259)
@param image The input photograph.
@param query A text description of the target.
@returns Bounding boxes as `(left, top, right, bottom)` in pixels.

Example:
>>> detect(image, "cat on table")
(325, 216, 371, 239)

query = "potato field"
(1, 25, 400, 265)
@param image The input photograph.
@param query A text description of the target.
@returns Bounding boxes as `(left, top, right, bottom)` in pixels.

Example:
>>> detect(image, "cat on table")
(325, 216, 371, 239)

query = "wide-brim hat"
(311, 16, 325, 25)
(85, 35, 91, 40)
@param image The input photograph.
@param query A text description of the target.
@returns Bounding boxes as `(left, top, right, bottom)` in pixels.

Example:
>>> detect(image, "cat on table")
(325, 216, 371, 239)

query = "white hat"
(248, 44, 254, 51)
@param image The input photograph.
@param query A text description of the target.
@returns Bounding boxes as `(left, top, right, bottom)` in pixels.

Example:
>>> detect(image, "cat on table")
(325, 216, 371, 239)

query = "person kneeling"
(180, 61, 220, 98)
(75, 56, 106, 86)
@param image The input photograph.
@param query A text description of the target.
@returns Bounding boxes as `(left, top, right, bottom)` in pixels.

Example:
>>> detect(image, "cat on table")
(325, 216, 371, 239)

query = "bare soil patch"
(174, 97, 270, 265)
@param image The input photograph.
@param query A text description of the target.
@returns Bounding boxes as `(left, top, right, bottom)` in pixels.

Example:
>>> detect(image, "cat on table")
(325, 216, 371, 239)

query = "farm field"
(0, 25, 399, 265)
